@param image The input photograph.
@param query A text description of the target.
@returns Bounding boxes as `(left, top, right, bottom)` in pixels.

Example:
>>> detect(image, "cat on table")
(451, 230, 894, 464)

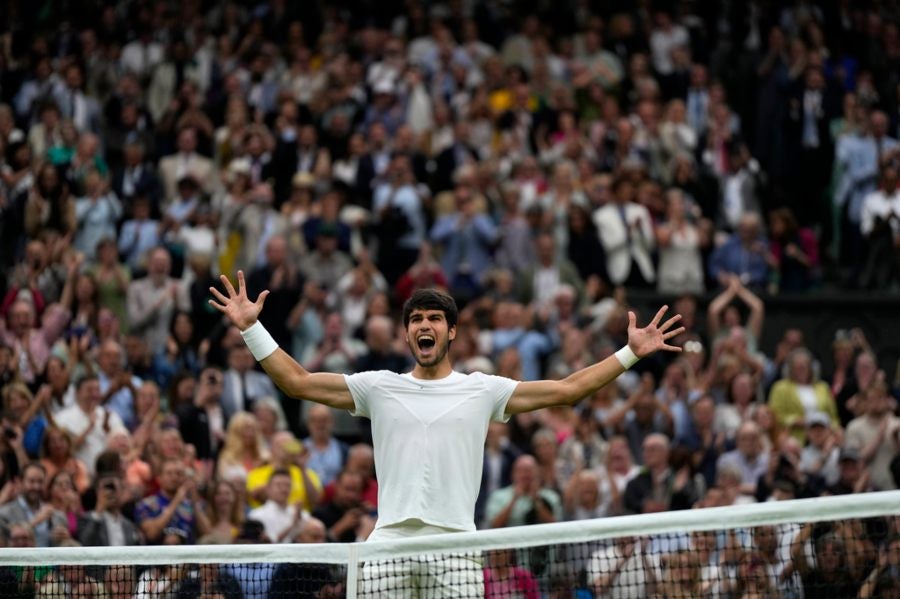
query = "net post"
(346, 543, 360, 598)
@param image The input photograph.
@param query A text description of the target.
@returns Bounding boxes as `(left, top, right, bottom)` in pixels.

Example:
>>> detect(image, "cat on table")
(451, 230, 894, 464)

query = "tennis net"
(0, 491, 897, 598)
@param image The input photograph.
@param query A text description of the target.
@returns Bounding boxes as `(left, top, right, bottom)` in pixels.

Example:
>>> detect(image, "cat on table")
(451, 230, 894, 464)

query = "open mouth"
(417, 335, 436, 351)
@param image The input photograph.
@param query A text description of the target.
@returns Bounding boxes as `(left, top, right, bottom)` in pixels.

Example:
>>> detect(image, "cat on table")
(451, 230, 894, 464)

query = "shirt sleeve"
(474, 373, 519, 423)
(344, 371, 387, 419)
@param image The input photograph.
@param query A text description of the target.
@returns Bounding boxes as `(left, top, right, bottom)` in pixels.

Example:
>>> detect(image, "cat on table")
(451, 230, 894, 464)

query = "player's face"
(406, 309, 455, 368)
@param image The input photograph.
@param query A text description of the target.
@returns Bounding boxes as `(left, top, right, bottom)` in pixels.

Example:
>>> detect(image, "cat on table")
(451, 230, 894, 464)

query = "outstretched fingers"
(237, 270, 247, 298)
(627, 311, 637, 330)
(663, 326, 686, 340)
(255, 289, 270, 308)
(650, 305, 669, 327)
(659, 314, 682, 332)
(209, 286, 230, 305)
(219, 274, 237, 298)
(208, 298, 227, 313)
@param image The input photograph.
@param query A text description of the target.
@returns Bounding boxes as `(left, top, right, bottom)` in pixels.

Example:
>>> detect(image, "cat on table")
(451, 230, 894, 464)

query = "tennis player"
(210, 274, 683, 596)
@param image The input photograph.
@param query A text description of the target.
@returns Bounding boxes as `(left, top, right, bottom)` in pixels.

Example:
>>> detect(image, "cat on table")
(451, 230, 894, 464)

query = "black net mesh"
(0, 561, 345, 599)
(5, 515, 900, 598)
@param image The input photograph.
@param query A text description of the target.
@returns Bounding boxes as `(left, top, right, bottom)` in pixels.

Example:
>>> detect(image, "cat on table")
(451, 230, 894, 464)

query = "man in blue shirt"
(135, 458, 197, 544)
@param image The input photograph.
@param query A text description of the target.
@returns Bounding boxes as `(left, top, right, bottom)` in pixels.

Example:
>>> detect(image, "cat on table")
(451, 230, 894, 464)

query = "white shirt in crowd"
(56, 404, 127, 477)
(248, 500, 304, 543)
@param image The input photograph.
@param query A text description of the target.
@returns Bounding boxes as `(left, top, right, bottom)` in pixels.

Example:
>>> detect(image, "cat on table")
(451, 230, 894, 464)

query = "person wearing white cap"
(798, 411, 841, 486)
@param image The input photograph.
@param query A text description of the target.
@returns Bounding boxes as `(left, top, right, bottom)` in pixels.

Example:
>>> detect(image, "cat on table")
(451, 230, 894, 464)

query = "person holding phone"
(76, 474, 141, 546)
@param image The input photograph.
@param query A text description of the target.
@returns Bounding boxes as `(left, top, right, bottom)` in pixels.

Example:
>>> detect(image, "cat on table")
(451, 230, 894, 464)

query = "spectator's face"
(299, 126, 316, 146)
(46, 428, 70, 459)
(872, 113, 889, 138)
(634, 395, 656, 425)
(228, 347, 254, 373)
(839, 458, 861, 484)
(753, 526, 777, 554)
(533, 436, 556, 462)
(806, 423, 828, 446)
(692, 398, 715, 428)
(642, 437, 668, 469)
(883, 167, 898, 193)
(297, 520, 326, 543)
(177, 129, 197, 154)
(22, 466, 45, 505)
(98, 343, 123, 375)
(817, 539, 843, 572)
(25, 241, 46, 268)
(334, 474, 362, 507)
(8, 302, 34, 336)
(173, 313, 193, 343)
(65, 66, 83, 89)
(147, 250, 172, 277)
(159, 461, 185, 495)
(788, 354, 812, 384)
(46, 357, 69, 388)
(736, 426, 761, 458)
(307, 408, 333, 438)
(346, 450, 374, 479)
(512, 458, 538, 487)
(535, 235, 555, 262)
(268, 474, 292, 505)
(213, 481, 236, 514)
(77, 379, 102, 408)
(6, 389, 30, 417)
(365, 320, 392, 352)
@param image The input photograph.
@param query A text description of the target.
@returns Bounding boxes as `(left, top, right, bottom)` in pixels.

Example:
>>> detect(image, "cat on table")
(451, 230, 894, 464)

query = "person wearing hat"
(826, 447, 871, 495)
(364, 78, 405, 136)
(798, 411, 841, 486)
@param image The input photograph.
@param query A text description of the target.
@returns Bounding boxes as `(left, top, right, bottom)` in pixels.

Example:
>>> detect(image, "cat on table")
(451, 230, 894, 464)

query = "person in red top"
(319, 443, 378, 511)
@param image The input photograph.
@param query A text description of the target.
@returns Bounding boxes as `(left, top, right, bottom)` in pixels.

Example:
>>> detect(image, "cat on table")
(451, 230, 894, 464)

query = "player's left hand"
(626, 305, 684, 358)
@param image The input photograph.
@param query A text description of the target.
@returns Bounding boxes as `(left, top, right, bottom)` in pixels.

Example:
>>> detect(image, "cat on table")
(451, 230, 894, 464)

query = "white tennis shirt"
(345, 370, 518, 532)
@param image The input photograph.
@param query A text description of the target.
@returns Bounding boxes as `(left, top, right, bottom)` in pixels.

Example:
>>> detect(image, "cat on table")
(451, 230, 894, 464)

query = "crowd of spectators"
(0, 0, 899, 597)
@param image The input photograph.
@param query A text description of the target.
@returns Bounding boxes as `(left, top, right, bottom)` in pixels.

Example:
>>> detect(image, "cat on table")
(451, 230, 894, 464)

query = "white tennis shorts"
(359, 520, 484, 598)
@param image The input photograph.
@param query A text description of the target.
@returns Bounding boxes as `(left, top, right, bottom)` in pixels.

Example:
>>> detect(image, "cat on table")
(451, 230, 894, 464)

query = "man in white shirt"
(56, 375, 127, 477)
(860, 165, 900, 239)
(209, 278, 683, 596)
(248, 469, 305, 543)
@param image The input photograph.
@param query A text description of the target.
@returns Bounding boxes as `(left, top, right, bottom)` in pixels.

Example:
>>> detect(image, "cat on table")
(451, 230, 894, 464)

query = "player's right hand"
(209, 270, 270, 331)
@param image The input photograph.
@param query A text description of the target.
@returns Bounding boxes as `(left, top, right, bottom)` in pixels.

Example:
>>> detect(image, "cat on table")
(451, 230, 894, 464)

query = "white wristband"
(240, 321, 279, 361)
(614, 345, 640, 370)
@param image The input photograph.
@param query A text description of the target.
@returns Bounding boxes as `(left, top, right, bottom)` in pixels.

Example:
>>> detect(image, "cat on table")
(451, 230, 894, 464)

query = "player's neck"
(410, 359, 454, 380)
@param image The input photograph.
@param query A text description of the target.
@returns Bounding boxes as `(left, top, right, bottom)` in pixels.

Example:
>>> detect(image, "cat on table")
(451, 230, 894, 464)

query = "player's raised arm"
(209, 271, 353, 410)
(505, 305, 684, 415)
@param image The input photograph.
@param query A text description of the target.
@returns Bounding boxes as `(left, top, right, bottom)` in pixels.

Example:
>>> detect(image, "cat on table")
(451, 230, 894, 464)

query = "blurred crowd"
(0, 0, 898, 597)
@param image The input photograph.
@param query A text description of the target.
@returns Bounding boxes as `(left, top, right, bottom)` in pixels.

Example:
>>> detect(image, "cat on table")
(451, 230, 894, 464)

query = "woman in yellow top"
(768, 348, 840, 441)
